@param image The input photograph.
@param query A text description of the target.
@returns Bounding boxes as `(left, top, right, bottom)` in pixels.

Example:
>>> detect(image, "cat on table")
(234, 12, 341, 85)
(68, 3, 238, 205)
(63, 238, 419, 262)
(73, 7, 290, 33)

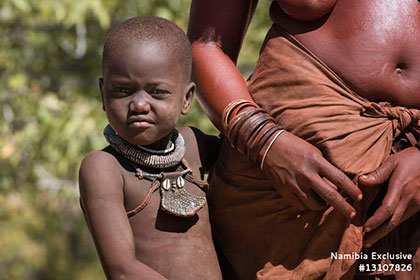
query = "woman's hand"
(262, 131, 363, 218)
(359, 147, 420, 247)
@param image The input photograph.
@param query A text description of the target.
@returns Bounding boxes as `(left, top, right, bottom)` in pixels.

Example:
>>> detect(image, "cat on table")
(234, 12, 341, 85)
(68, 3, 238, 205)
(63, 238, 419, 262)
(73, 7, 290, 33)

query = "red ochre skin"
(270, 0, 420, 109)
(188, 0, 420, 278)
(189, 0, 420, 125)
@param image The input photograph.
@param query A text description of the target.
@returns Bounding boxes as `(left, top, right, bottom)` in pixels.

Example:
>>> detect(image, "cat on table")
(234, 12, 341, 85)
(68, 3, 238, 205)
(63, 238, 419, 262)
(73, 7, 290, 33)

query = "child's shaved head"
(102, 16, 192, 82)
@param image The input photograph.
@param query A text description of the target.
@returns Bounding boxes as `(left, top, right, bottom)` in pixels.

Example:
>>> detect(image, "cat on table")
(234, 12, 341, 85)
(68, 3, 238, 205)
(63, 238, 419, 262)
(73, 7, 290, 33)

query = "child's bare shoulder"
(80, 149, 122, 178)
(81, 149, 118, 164)
(78, 148, 124, 201)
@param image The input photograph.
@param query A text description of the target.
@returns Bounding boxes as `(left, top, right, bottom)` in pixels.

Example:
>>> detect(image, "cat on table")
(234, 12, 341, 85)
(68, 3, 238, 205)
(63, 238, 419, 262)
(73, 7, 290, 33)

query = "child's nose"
(129, 91, 150, 113)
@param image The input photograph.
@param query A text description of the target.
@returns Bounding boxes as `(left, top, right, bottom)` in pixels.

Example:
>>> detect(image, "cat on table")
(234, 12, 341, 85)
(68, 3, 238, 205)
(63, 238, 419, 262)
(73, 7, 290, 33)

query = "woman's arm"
(188, 0, 258, 131)
(188, 0, 336, 129)
(79, 151, 167, 280)
(187, 0, 362, 217)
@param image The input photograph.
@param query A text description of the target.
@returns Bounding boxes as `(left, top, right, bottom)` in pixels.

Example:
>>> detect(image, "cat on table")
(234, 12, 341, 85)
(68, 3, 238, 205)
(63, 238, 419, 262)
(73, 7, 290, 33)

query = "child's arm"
(79, 151, 167, 280)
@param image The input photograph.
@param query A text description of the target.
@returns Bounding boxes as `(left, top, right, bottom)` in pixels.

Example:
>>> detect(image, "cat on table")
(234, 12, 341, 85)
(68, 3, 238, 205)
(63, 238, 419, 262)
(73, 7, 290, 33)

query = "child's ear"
(181, 82, 195, 115)
(98, 78, 106, 111)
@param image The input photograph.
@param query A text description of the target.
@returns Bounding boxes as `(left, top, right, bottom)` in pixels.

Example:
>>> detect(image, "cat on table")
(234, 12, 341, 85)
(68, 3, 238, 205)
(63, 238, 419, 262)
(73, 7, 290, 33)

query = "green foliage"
(0, 0, 270, 278)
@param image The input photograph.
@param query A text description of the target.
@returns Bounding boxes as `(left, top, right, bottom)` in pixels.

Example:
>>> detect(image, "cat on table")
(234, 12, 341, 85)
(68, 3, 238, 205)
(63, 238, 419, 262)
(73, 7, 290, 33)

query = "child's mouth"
(128, 121, 153, 128)
(127, 116, 154, 128)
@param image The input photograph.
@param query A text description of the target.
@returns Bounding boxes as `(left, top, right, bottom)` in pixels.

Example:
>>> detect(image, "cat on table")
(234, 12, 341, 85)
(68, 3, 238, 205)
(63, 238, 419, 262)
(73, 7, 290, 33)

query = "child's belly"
(127, 194, 221, 280)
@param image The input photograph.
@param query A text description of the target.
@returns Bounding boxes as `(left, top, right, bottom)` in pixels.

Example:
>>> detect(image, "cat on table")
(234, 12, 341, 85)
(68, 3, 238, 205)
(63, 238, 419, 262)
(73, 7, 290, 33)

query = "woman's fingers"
(319, 161, 362, 202)
(364, 197, 419, 248)
(290, 183, 327, 210)
(311, 176, 356, 218)
(280, 188, 308, 211)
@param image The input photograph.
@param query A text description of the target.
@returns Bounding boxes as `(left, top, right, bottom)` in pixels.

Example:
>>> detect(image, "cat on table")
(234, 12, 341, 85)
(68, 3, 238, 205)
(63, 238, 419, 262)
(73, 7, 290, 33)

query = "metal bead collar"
(103, 124, 186, 168)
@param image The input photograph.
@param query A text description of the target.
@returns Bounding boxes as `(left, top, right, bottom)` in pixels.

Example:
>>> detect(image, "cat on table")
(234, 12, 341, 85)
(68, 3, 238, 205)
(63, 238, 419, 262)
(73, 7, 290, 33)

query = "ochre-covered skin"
(189, 0, 420, 121)
(275, 0, 338, 21)
(189, 0, 420, 279)
(271, 0, 420, 108)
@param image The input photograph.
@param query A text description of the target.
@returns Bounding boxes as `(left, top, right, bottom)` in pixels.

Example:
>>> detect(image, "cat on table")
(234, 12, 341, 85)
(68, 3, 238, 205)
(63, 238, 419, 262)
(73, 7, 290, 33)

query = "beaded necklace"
(103, 125, 207, 217)
(103, 125, 185, 169)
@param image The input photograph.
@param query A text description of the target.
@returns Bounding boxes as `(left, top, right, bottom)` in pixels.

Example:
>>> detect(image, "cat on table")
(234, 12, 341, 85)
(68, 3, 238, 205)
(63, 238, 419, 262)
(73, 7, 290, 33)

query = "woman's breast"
(270, 0, 420, 108)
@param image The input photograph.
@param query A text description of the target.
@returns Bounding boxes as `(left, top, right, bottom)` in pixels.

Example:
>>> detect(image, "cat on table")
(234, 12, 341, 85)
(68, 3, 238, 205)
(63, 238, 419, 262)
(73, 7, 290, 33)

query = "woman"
(188, 1, 420, 279)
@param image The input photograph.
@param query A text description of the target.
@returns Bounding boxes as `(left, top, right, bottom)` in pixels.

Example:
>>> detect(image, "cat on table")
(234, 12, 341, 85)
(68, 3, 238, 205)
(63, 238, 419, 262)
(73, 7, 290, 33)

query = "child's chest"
(121, 165, 210, 229)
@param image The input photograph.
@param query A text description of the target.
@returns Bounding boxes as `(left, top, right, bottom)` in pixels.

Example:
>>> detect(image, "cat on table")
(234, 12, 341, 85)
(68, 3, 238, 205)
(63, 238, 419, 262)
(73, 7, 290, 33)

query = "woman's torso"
(270, 0, 420, 109)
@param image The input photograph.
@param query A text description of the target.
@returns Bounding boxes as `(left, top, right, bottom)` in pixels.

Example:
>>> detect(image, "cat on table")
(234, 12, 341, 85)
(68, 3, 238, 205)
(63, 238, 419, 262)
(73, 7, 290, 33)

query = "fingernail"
(365, 243, 371, 248)
(365, 227, 371, 232)
(357, 194, 363, 201)
(350, 211, 356, 219)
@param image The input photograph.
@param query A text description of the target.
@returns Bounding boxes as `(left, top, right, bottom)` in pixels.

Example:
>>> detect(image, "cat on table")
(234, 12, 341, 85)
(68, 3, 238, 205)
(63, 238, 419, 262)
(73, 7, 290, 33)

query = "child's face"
(99, 40, 193, 149)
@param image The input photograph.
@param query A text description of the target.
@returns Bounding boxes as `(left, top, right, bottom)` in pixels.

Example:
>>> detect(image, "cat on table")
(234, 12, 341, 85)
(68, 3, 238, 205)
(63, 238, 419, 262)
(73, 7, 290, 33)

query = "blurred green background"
(0, 0, 270, 278)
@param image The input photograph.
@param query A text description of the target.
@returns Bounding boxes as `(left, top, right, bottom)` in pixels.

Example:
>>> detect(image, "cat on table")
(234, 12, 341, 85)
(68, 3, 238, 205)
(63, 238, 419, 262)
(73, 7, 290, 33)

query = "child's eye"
(114, 87, 131, 96)
(151, 89, 170, 95)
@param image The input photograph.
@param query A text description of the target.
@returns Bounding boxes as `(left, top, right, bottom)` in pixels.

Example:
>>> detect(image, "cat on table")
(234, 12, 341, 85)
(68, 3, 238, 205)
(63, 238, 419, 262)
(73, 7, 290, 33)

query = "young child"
(78, 16, 222, 280)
